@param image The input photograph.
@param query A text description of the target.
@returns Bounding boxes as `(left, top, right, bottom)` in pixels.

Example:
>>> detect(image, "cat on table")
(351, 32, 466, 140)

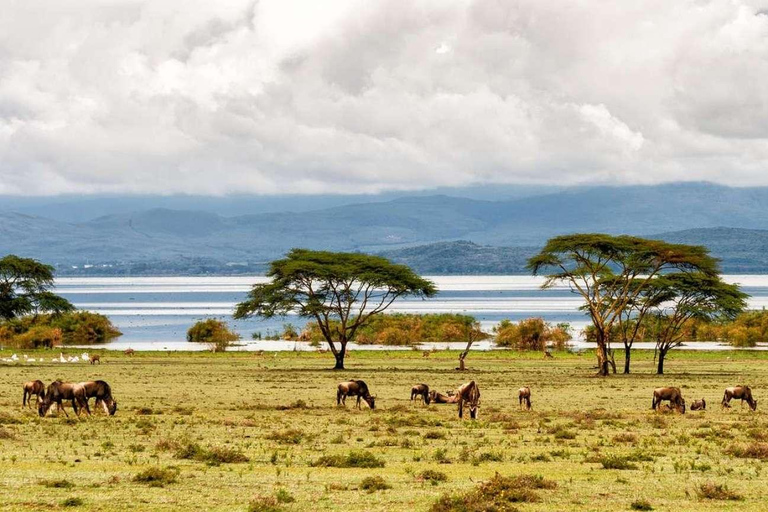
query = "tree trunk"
(595, 339, 610, 376)
(333, 343, 347, 370)
(657, 349, 666, 374)
(458, 354, 466, 371)
(623, 345, 631, 374)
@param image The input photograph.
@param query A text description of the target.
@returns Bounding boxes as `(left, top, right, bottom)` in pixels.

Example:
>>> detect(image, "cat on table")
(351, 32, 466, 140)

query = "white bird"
(81, 353, 89, 361)
(11, 354, 18, 361)
(58, 353, 67, 363)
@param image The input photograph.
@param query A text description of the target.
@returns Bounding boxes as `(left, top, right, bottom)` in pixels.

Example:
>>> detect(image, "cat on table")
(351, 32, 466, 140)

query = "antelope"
(337, 380, 376, 409)
(411, 384, 430, 404)
(652, 387, 685, 414)
(22, 380, 45, 408)
(89, 354, 101, 365)
(722, 386, 757, 410)
(124, 348, 135, 356)
(518, 386, 532, 410)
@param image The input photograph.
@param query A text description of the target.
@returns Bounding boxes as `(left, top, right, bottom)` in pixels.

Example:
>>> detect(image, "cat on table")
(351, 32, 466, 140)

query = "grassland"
(1, 348, 767, 511)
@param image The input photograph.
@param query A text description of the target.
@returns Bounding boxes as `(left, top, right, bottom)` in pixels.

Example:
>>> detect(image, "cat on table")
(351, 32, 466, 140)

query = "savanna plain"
(1, 349, 767, 512)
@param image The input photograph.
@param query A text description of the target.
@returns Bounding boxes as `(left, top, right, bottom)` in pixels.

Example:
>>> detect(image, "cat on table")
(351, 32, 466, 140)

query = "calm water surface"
(55, 275, 768, 351)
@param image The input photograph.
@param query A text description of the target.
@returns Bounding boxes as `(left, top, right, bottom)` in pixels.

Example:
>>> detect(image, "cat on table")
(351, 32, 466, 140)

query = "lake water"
(55, 275, 768, 351)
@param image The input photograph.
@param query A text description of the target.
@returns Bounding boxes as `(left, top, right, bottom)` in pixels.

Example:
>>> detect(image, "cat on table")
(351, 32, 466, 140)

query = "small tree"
(494, 318, 571, 351)
(234, 249, 436, 369)
(187, 319, 240, 352)
(0, 255, 74, 321)
(456, 317, 487, 371)
(646, 273, 746, 374)
(528, 234, 719, 376)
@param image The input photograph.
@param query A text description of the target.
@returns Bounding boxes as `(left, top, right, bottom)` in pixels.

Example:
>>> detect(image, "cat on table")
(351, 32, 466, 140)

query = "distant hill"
(2, 182, 768, 275)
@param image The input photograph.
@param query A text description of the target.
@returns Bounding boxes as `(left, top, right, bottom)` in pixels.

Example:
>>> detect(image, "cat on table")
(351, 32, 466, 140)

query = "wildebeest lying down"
(39, 380, 90, 417)
(337, 380, 376, 409)
(456, 381, 480, 419)
(80, 380, 118, 415)
(722, 386, 757, 410)
(429, 390, 458, 404)
(690, 398, 706, 411)
(22, 380, 45, 408)
(652, 387, 685, 414)
(518, 386, 532, 410)
(411, 383, 430, 404)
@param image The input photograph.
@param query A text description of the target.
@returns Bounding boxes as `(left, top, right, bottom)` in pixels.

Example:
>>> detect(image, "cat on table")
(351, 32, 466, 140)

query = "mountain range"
(1, 182, 767, 275)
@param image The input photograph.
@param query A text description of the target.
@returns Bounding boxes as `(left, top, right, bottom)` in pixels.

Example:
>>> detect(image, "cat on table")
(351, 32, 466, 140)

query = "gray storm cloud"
(1, 0, 768, 195)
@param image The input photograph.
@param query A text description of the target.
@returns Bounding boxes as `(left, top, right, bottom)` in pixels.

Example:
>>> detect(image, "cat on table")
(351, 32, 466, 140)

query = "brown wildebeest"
(124, 348, 135, 356)
(652, 387, 685, 414)
(89, 354, 101, 365)
(79, 380, 118, 415)
(337, 380, 376, 409)
(22, 380, 45, 408)
(544, 350, 553, 359)
(411, 384, 430, 405)
(456, 381, 480, 419)
(428, 390, 458, 404)
(518, 386, 532, 410)
(690, 398, 706, 411)
(39, 381, 90, 417)
(722, 386, 758, 410)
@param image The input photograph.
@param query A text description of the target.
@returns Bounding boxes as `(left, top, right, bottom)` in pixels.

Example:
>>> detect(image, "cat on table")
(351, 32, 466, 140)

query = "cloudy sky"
(2, 0, 768, 196)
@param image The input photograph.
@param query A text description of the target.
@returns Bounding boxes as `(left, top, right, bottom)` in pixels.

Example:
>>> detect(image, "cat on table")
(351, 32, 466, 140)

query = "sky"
(2, 0, 768, 196)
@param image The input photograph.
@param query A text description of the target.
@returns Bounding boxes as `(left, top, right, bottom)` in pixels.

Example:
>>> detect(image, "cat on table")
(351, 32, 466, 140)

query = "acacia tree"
(527, 234, 718, 376)
(233, 249, 437, 369)
(646, 273, 746, 374)
(0, 255, 74, 321)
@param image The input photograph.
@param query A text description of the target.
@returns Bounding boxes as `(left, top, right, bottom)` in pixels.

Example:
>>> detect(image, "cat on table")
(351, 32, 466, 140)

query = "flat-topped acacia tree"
(527, 234, 719, 376)
(234, 249, 437, 369)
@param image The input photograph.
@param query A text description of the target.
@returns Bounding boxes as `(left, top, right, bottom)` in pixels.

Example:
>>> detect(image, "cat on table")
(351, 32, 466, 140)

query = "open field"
(1, 349, 767, 511)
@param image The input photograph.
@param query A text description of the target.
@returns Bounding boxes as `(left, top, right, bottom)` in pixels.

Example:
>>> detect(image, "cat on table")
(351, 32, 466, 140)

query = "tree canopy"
(528, 234, 722, 375)
(0, 255, 74, 321)
(234, 249, 437, 369)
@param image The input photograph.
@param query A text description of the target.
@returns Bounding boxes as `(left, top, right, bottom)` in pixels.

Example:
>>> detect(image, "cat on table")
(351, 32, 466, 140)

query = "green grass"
(1, 348, 767, 510)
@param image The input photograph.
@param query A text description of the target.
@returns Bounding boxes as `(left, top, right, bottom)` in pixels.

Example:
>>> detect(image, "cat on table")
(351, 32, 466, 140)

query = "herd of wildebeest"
(338, 380, 759, 418)
(20, 376, 757, 420)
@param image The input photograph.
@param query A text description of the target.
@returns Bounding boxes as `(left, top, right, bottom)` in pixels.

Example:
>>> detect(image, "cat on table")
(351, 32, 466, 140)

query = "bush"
(186, 319, 240, 352)
(494, 318, 571, 350)
(696, 482, 743, 501)
(266, 429, 305, 444)
(60, 497, 84, 507)
(630, 499, 653, 510)
(133, 467, 178, 487)
(431, 473, 556, 512)
(360, 476, 391, 492)
(311, 450, 385, 468)
(0, 311, 121, 347)
(726, 442, 768, 460)
(248, 497, 283, 512)
(174, 442, 249, 465)
(599, 455, 638, 470)
(40, 479, 74, 489)
(274, 489, 295, 503)
(417, 470, 448, 484)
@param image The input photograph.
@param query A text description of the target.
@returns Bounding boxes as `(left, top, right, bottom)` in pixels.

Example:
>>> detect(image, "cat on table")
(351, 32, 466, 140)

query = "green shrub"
(274, 489, 295, 503)
(248, 496, 283, 512)
(696, 482, 743, 501)
(630, 499, 653, 510)
(311, 450, 385, 468)
(417, 470, 448, 484)
(60, 497, 84, 507)
(0, 311, 121, 347)
(174, 442, 248, 465)
(494, 318, 571, 350)
(40, 479, 74, 489)
(599, 455, 638, 470)
(431, 473, 556, 511)
(186, 319, 240, 352)
(360, 475, 391, 492)
(133, 467, 178, 487)
(266, 429, 305, 444)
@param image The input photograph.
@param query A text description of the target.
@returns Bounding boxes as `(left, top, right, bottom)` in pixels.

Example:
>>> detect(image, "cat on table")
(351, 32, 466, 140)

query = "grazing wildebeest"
(518, 386, 532, 410)
(722, 386, 757, 410)
(337, 380, 376, 409)
(652, 387, 685, 414)
(22, 380, 45, 408)
(456, 381, 480, 419)
(89, 354, 101, 365)
(428, 390, 458, 404)
(79, 380, 118, 415)
(39, 381, 90, 417)
(411, 384, 431, 405)
(690, 398, 706, 411)
(124, 348, 135, 356)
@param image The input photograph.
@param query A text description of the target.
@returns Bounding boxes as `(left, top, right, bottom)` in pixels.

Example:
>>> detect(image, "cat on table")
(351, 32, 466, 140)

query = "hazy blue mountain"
(2, 182, 768, 275)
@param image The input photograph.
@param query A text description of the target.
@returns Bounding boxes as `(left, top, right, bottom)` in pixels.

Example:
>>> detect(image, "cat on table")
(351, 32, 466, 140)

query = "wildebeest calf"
(411, 383, 430, 404)
(22, 380, 45, 408)
(337, 380, 376, 409)
(690, 398, 706, 411)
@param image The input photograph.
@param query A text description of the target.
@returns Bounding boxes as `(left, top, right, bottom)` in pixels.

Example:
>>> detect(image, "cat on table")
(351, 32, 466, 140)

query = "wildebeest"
(518, 386, 532, 410)
(428, 390, 458, 404)
(39, 380, 90, 417)
(690, 398, 706, 411)
(89, 354, 101, 365)
(652, 387, 685, 414)
(411, 383, 430, 404)
(337, 380, 376, 409)
(722, 386, 757, 410)
(22, 380, 45, 408)
(456, 381, 480, 419)
(124, 348, 135, 356)
(79, 380, 118, 415)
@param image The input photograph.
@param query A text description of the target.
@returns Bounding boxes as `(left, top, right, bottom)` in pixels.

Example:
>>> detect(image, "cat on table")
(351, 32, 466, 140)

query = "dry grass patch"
(430, 473, 556, 512)
(695, 482, 743, 501)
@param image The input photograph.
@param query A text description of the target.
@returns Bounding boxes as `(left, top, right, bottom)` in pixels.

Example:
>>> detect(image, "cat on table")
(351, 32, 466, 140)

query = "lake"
(55, 275, 768, 351)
